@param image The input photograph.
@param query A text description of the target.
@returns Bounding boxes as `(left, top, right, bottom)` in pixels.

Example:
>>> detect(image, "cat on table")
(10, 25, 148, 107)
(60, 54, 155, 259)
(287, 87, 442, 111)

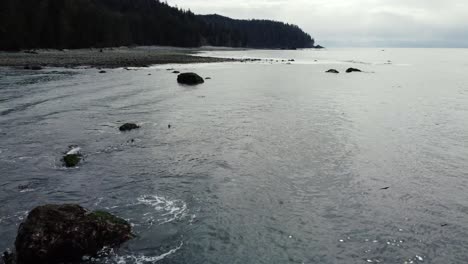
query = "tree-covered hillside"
(0, 0, 315, 50)
(199, 15, 314, 49)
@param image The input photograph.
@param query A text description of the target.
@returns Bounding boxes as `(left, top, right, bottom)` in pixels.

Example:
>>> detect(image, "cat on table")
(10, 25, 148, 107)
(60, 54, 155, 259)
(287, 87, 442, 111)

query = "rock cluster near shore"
(3, 204, 133, 264)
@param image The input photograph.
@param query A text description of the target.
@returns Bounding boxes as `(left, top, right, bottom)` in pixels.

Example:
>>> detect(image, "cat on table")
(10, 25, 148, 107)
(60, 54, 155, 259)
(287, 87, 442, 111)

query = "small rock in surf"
(346, 68, 362, 73)
(63, 147, 82, 167)
(119, 123, 140, 132)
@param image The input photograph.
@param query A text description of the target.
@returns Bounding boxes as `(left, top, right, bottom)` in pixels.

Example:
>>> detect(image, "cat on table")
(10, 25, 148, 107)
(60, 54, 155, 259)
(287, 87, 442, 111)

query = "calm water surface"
(1, 48, 468, 263)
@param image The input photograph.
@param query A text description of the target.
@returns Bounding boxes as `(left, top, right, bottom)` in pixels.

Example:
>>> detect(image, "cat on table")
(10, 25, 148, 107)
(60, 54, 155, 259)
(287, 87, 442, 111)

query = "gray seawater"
(1, 48, 468, 264)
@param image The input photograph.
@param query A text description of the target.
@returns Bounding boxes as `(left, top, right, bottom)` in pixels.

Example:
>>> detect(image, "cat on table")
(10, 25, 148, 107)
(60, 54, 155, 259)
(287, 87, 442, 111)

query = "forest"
(0, 0, 315, 50)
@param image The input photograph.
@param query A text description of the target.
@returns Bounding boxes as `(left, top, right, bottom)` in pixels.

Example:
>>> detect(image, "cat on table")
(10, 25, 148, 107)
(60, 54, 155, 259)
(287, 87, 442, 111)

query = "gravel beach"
(0, 46, 235, 68)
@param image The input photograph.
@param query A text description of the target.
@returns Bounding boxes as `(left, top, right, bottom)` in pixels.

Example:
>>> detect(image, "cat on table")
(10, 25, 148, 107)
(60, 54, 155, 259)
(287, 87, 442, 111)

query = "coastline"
(0, 46, 237, 69)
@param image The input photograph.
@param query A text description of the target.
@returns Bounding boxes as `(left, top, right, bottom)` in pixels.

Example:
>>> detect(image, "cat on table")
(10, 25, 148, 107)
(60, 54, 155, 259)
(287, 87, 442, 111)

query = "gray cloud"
(166, 0, 468, 47)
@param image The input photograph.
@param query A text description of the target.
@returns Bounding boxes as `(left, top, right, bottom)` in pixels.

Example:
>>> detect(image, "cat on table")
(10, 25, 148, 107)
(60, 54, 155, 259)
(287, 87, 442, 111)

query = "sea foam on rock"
(3, 204, 134, 264)
(177, 73, 204, 85)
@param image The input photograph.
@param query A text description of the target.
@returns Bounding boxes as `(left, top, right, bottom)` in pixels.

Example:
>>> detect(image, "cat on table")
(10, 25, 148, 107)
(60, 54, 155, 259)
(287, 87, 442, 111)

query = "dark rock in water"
(314, 45, 325, 49)
(326, 69, 339, 74)
(177, 73, 204, 85)
(172, 71, 180, 74)
(99, 70, 106, 73)
(346, 68, 362, 73)
(9, 204, 133, 264)
(205, 77, 211, 80)
(119, 123, 140, 132)
(24, 65, 42, 70)
(2, 250, 15, 264)
(63, 154, 81, 167)
(288, 59, 295, 62)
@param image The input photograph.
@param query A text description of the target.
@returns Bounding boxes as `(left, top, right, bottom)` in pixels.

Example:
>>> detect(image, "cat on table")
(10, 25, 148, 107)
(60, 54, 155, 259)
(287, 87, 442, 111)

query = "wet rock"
(8, 204, 133, 264)
(63, 154, 81, 167)
(172, 71, 180, 74)
(346, 68, 362, 73)
(119, 123, 140, 132)
(99, 70, 106, 74)
(2, 250, 15, 264)
(326, 69, 339, 74)
(177, 73, 204, 85)
(23, 65, 42, 70)
(62, 147, 82, 167)
(205, 77, 211, 80)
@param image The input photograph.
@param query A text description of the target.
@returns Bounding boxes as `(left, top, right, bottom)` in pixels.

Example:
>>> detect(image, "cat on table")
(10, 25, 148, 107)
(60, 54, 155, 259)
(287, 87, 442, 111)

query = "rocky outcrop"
(119, 123, 140, 132)
(177, 73, 204, 85)
(346, 68, 362, 73)
(4, 204, 134, 264)
(4, 204, 133, 264)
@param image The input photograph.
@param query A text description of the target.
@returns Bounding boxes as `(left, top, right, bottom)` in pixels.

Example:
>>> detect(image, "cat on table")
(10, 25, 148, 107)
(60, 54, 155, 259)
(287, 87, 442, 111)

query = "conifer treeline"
(0, 0, 315, 50)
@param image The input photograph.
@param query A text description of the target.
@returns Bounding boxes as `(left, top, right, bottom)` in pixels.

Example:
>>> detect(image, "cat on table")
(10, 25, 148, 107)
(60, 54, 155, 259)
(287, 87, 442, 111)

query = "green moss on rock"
(63, 154, 81, 167)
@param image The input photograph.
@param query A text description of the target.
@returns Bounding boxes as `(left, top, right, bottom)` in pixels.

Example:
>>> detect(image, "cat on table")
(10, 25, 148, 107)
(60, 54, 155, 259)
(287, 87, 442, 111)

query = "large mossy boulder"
(177, 73, 204, 85)
(7, 204, 133, 264)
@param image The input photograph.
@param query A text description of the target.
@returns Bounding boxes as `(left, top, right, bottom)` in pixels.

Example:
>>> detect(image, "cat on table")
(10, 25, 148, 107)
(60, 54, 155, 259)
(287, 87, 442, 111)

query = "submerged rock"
(99, 70, 106, 73)
(172, 71, 180, 74)
(177, 73, 204, 85)
(7, 204, 133, 264)
(326, 69, 339, 73)
(346, 68, 362, 73)
(119, 123, 140, 132)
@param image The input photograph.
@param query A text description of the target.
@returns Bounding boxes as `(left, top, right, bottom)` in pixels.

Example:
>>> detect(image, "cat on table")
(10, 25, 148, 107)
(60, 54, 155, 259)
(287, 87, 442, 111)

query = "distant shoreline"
(0, 46, 237, 69)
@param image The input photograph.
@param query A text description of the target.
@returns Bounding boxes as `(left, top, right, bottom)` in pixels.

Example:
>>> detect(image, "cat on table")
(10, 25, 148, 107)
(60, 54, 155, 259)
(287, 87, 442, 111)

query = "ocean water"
(0, 48, 468, 263)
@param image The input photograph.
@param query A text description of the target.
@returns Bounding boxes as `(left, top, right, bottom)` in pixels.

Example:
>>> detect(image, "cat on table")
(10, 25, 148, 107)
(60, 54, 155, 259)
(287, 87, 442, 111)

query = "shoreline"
(0, 46, 237, 69)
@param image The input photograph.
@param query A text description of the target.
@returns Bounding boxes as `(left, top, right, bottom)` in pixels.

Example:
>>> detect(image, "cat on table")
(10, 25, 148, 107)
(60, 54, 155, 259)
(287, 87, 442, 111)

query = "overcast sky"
(166, 0, 468, 47)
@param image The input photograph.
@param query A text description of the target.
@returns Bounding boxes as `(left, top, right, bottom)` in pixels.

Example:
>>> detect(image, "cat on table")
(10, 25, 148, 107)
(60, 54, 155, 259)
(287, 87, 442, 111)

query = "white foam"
(66, 147, 81, 155)
(102, 242, 183, 264)
(19, 188, 35, 193)
(137, 195, 187, 225)
(0, 211, 28, 224)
